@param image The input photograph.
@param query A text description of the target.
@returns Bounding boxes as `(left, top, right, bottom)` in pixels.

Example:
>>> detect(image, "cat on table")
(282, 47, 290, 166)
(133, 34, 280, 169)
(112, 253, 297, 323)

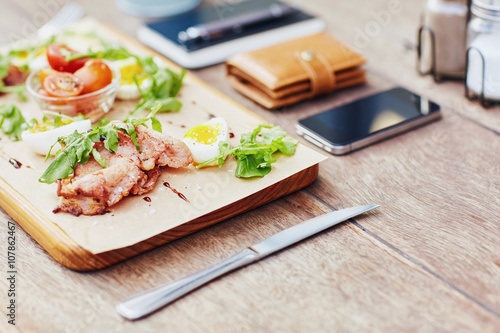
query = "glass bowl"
(26, 61, 120, 122)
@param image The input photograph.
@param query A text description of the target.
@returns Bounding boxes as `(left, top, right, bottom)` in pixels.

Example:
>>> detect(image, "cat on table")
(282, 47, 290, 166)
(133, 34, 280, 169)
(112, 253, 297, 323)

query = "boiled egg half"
(22, 119, 91, 156)
(182, 117, 229, 166)
(114, 57, 151, 100)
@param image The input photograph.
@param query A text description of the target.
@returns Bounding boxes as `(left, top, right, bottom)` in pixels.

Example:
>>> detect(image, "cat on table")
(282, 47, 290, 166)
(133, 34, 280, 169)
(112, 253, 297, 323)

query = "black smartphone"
(295, 87, 441, 155)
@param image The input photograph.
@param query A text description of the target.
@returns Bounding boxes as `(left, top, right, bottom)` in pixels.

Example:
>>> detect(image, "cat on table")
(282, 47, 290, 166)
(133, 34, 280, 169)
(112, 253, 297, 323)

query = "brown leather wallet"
(226, 33, 366, 109)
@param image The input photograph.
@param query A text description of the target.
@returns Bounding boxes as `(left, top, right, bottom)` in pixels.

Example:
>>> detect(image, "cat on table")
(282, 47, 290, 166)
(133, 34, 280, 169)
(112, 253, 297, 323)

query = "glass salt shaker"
(417, 0, 469, 81)
(465, 0, 500, 105)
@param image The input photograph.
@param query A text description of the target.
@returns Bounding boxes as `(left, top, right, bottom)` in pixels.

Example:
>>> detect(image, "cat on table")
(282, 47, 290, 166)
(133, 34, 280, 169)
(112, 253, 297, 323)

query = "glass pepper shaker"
(417, 0, 469, 81)
(465, 0, 500, 105)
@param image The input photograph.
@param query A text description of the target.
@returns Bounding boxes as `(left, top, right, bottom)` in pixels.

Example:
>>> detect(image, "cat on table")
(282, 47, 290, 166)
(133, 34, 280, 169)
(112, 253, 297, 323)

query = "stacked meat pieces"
(54, 125, 193, 216)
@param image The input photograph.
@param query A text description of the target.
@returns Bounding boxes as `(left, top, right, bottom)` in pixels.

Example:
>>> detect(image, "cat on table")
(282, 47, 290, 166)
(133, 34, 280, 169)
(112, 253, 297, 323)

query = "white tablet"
(137, 0, 325, 69)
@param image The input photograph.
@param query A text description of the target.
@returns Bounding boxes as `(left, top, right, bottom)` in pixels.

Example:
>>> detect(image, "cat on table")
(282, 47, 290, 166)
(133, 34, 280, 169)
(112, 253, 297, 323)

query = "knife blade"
(117, 204, 379, 320)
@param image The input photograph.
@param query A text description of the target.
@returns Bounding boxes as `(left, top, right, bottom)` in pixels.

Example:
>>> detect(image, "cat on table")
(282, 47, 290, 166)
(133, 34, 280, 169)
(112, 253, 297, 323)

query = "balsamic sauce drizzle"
(163, 182, 189, 202)
(9, 158, 22, 169)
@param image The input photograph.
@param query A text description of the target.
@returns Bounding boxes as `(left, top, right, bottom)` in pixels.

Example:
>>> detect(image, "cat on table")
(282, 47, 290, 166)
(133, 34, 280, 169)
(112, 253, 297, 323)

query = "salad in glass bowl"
(26, 45, 120, 122)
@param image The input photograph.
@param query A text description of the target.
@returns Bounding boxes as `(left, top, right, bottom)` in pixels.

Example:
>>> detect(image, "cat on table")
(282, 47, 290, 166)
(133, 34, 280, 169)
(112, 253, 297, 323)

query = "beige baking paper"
(0, 19, 326, 254)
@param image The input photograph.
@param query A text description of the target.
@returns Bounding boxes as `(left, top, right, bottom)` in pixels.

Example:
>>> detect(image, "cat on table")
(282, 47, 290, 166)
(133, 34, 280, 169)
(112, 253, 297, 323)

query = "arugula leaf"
(0, 82, 26, 101)
(235, 152, 272, 178)
(40, 147, 76, 183)
(197, 125, 298, 178)
(8, 35, 55, 63)
(99, 126, 119, 152)
(39, 111, 163, 184)
(128, 68, 185, 119)
(0, 104, 30, 141)
(95, 117, 112, 128)
(0, 55, 10, 80)
(62, 40, 162, 77)
(91, 148, 107, 168)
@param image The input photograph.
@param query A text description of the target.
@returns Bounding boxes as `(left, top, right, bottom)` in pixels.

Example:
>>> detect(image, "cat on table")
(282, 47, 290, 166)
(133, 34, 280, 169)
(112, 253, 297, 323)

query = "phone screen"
(145, 0, 315, 52)
(297, 87, 440, 147)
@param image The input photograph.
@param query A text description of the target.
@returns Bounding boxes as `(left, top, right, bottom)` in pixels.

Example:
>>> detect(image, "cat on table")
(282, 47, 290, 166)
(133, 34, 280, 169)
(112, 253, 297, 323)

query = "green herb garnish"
(128, 67, 185, 119)
(62, 37, 160, 76)
(0, 104, 30, 141)
(27, 112, 87, 133)
(197, 125, 299, 178)
(0, 82, 26, 101)
(39, 111, 162, 184)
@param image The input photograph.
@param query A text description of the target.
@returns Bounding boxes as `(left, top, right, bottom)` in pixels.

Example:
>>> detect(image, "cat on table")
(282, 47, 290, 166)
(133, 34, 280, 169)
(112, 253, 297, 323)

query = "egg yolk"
(184, 124, 221, 145)
(119, 63, 144, 85)
(29, 119, 73, 133)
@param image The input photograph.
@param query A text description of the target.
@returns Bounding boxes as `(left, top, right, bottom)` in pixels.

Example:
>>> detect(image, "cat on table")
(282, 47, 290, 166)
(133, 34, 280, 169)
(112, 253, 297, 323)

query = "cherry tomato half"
(74, 60, 112, 95)
(43, 72, 83, 98)
(46, 45, 88, 73)
(38, 67, 58, 87)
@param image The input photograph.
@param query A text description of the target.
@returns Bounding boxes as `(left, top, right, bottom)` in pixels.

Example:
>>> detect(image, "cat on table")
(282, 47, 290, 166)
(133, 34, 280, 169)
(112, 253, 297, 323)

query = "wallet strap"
(295, 50, 336, 97)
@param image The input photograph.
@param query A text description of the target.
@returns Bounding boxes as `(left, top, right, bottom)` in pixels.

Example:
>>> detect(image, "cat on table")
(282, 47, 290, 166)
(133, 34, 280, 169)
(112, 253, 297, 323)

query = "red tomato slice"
(46, 45, 88, 73)
(43, 72, 83, 97)
(74, 60, 113, 95)
(38, 67, 58, 87)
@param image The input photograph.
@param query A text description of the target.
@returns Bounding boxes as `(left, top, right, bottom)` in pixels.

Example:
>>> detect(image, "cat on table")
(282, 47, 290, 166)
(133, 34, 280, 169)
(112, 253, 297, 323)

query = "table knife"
(117, 204, 379, 320)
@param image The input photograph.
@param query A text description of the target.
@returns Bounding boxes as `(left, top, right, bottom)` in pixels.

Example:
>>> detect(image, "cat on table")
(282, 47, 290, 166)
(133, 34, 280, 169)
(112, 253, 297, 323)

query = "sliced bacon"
(54, 126, 192, 216)
(2, 65, 25, 86)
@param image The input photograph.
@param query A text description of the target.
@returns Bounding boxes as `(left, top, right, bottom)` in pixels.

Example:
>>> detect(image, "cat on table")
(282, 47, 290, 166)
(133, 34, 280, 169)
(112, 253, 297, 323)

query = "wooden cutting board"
(0, 19, 326, 271)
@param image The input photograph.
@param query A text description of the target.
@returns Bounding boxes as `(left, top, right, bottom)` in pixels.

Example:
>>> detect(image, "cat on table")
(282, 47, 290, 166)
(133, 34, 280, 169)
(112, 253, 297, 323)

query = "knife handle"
(116, 249, 259, 320)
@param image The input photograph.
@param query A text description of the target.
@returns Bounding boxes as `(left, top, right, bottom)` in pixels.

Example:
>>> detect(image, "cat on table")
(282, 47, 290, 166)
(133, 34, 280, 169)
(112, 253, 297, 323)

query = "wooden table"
(1, 0, 499, 332)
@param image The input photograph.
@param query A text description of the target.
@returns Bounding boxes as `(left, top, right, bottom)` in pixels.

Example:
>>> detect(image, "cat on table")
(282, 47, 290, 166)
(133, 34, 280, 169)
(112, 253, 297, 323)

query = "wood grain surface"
(1, 0, 499, 332)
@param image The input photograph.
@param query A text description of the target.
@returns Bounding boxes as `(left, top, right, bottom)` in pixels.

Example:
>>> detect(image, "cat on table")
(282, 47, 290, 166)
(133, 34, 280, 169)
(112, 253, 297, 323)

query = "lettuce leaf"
(197, 125, 298, 178)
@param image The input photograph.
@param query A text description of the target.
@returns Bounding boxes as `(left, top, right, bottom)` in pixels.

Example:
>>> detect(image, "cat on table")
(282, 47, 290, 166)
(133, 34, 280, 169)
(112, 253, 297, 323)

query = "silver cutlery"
(117, 204, 379, 320)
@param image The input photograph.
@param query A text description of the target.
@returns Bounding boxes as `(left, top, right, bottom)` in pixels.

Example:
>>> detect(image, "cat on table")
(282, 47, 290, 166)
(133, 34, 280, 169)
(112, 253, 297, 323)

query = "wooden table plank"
(2, 192, 500, 332)
(193, 1, 500, 317)
(304, 105, 500, 310)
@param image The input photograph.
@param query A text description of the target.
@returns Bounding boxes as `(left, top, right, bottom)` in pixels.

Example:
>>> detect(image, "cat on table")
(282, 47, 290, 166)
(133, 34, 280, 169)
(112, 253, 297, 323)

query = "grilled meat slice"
(136, 125, 193, 170)
(131, 166, 163, 196)
(55, 132, 145, 215)
(54, 126, 192, 216)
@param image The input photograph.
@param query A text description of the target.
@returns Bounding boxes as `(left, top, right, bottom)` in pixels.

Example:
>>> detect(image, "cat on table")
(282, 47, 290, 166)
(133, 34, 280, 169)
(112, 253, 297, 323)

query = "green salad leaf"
(0, 54, 10, 80)
(0, 104, 30, 141)
(39, 110, 162, 184)
(197, 125, 299, 178)
(0, 82, 26, 101)
(127, 67, 185, 119)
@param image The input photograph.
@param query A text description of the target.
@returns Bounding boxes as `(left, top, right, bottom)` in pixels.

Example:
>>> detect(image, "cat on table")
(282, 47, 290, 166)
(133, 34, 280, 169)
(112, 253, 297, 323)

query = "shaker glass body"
(466, 0, 500, 100)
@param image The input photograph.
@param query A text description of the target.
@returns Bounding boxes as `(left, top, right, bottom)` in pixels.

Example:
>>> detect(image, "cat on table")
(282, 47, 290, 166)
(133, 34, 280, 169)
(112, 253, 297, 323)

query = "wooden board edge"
(89, 163, 320, 271)
(0, 163, 319, 271)
(0, 177, 111, 270)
